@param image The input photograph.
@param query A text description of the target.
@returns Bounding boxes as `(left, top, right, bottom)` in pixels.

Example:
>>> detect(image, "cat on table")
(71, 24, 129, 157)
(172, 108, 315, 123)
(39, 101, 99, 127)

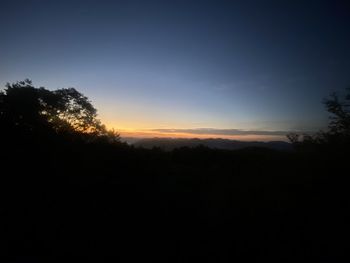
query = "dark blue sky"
(1, 0, 350, 139)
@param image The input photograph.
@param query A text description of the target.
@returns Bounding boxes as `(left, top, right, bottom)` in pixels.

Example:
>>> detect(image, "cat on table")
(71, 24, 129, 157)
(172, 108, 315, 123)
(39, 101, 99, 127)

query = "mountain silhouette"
(128, 137, 293, 151)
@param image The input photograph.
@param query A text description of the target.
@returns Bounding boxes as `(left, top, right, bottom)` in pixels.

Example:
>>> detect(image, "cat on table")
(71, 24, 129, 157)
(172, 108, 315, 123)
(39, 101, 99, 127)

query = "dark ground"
(1, 134, 349, 262)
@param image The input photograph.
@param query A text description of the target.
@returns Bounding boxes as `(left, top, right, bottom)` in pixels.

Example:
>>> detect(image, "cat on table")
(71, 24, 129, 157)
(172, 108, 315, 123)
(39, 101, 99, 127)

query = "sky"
(1, 0, 350, 140)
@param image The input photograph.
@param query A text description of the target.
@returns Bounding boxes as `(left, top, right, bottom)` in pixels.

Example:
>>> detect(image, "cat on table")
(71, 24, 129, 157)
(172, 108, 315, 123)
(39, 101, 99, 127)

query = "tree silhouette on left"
(0, 79, 119, 141)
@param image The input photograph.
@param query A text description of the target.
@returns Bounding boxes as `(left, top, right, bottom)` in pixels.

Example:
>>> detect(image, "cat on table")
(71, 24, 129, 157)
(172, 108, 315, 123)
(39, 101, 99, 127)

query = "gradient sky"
(1, 0, 350, 140)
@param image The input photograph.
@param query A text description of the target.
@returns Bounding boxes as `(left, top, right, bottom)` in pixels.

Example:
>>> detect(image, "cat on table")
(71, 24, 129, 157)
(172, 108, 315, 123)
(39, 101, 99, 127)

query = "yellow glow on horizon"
(103, 127, 286, 142)
(118, 130, 285, 141)
(100, 120, 287, 142)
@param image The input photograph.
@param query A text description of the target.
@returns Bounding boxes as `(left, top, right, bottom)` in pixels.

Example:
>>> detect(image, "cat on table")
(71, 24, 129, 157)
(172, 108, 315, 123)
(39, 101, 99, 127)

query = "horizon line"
(115, 127, 317, 142)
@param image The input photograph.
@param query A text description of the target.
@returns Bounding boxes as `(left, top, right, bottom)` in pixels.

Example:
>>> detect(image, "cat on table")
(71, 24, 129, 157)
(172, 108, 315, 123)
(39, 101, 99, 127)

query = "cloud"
(150, 128, 291, 136)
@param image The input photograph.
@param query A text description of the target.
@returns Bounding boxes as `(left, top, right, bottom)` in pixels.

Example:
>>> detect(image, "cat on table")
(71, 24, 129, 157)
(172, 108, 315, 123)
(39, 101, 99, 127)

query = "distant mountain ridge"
(123, 137, 292, 151)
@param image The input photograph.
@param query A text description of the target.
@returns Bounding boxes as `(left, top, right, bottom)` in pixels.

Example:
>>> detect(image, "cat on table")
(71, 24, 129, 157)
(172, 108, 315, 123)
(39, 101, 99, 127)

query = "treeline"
(1, 80, 349, 262)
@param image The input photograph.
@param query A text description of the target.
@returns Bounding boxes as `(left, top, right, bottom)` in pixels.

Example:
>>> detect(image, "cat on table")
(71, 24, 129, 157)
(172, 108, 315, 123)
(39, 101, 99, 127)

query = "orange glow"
(114, 129, 286, 142)
(101, 119, 287, 142)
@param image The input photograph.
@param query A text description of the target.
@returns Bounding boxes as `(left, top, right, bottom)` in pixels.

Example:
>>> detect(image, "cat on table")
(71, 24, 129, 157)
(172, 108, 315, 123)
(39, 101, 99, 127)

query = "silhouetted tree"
(0, 79, 119, 141)
(287, 87, 350, 149)
(286, 132, 301, 144)
(324, 88, 350, 137)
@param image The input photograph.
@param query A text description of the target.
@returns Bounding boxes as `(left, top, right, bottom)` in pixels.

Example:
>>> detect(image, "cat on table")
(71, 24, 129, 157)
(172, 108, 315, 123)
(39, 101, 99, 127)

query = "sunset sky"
(1, 0, 350, 140)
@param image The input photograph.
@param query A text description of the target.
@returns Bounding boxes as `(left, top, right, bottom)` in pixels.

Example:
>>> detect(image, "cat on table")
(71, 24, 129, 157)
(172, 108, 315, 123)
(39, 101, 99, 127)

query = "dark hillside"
(1, 135, 349, 262)
(131, 137, 293, 151)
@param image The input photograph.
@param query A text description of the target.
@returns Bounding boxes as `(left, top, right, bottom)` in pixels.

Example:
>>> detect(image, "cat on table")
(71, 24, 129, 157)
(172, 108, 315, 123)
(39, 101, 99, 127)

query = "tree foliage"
(287, 87, 350, 149)
(0, 79, 119, 142)
(324, 88, 350, 137)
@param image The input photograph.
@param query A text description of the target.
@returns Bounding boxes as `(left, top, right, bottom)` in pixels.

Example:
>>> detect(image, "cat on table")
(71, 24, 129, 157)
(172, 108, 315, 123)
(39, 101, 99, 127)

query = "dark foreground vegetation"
(1, 80, 350, 262)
